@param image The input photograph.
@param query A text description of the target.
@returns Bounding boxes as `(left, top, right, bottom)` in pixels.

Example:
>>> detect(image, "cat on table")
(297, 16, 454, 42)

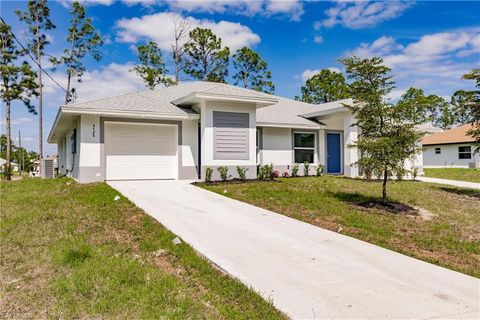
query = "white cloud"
(313, 35, 323, 44)
(0, 117, 33, 126)
(386, 89, 406, 101)
(297, 67, 343, 82)
(116, 12, 260, 52)
(166, 0, 304, 21)
(315, 1, 414, 29)
(346, 29, 480, 95)
(123, 0, 156, 6)
(348, 36, 403, 58)
(59, 0, 114, 7)
(328, 67, 342, 74)
(299, 69, 320, 82)
(43, 63, 146, 105)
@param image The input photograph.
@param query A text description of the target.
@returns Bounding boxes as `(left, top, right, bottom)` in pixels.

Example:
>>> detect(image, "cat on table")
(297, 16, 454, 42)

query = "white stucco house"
(422, 124, 479, 168)
(48, 81, 362, 183)
(0, 158, 19, 172)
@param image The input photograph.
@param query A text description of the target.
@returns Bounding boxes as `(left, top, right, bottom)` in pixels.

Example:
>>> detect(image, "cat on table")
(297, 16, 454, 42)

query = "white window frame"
(435, 147, 441, 154)
(458, 146, 472, 159)
(293, 131, 316, 164)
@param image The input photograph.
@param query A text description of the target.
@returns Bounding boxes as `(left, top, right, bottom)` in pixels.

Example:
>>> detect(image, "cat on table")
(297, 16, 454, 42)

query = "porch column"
(343, 115, 359, 178)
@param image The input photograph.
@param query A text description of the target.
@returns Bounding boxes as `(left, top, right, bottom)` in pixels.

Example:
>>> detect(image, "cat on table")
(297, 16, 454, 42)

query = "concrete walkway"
(109, 180, 480, 320)
(417, 176, 480, 189)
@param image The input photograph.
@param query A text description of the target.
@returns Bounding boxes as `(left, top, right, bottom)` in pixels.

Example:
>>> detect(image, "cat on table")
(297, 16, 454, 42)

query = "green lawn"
(201, 177, 480, 278)
(423, 168, 480, 183)
(0, 178, 285, 320)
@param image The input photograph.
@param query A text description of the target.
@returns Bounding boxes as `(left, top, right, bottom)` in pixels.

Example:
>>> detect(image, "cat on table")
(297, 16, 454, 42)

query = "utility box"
(41, 158, 55, 178)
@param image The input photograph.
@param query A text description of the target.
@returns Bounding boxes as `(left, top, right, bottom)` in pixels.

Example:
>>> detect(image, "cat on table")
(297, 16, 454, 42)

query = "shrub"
(291, 163, 299, 177)
(257, 166, 265, 180)
(303, 161, 310, 176)
(315, 165, 324, 177)
(257, 163, 276, 180)
(205, 167, 213, 182)
(412, 167, 418, 180)
(217, 166, 229, 182)
(264, 163, 274, 180)
(282, 171, 290, 178)
(236, 166, 248, 182)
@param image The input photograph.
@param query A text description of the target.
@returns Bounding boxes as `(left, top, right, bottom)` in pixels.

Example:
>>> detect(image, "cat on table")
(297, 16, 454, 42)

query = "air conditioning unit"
(41, 158, 55, 179)
(469, 162, 480, 169)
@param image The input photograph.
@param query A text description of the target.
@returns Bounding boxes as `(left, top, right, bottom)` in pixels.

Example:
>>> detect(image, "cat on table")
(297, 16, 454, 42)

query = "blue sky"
(1, 0, 479, 155)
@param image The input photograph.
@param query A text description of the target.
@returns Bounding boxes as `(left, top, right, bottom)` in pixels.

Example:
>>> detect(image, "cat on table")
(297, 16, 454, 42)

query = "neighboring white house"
(422, 124, 479, 168)
(0, 158, 19, 172)
(48, 81, 363, 183)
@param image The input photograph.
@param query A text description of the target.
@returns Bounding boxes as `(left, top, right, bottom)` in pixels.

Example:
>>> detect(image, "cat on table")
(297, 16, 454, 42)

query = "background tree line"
(0, 134, 39, 172)
(295, 64, 479, 132)
(132, 24, 274, 94)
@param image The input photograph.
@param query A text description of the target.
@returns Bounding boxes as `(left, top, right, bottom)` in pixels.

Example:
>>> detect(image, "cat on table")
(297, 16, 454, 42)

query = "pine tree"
(296, 69, 349, 103)
(232, 47, 274, 93)
(132, 41, 173, 90)
(0, 21, 38, 180)
(183, 28, 230, 83)
(16, 0, 55, 161)
(50, 1, 103, 104)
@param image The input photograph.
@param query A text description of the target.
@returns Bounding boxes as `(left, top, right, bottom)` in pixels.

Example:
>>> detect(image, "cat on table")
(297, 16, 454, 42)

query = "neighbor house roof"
(422, 123, 475, 145)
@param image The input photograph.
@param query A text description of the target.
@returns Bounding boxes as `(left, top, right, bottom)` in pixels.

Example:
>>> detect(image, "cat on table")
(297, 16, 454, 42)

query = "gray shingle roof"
(62, 81, 350, 125)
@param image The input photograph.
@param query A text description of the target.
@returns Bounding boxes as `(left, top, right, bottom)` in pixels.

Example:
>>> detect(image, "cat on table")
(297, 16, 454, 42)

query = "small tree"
(232, 47, 274, 93)
(339, 56, 431, 203)
(16, 0, 55, 160)
(183, 28, 230, 83)
(0, 22, 38, 180)
(50, 1, 103, 104)
(296, 69, 349, 104)
(132, 41, 173, 90)
(461, 69, 480, 151)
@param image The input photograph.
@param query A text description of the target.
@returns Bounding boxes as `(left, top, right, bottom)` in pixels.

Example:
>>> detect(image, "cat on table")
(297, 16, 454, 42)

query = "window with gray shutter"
(213, 111, 249, 160)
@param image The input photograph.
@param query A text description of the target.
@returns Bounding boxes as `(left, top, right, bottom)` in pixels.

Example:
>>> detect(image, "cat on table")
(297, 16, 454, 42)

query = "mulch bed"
(193, 178, 282, 186)
(356, 201, 418, 215)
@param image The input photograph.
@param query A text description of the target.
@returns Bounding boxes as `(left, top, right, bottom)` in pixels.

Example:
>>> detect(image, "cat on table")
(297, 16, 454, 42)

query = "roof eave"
(256, 121, 324, 129)
(61, 107, 200, 119)
(172, 92, 279, 108)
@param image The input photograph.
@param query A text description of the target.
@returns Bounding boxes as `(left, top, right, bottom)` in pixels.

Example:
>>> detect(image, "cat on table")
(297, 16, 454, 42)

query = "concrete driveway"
(108, 180, 479, 319)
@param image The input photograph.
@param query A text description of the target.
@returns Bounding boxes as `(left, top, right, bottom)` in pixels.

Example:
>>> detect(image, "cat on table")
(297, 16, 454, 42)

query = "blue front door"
(326, 133, 341, 174)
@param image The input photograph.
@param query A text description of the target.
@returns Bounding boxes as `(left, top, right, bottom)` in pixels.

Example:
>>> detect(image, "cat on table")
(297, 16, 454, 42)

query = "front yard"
(0, 178, 284, 319)
(423, 168, 480, 183)
(202, 177, 480, 278)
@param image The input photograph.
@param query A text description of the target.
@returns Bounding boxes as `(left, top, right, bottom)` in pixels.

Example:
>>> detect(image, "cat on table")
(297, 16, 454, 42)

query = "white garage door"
(105, 122, 178, 180)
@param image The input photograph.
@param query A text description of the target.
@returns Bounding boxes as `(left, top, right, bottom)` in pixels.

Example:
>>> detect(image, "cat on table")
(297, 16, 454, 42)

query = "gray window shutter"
(213, 111, 249, 160)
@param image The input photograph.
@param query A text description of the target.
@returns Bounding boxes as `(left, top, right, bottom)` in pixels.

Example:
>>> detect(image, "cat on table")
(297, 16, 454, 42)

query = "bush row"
(204, 161, 325, 183)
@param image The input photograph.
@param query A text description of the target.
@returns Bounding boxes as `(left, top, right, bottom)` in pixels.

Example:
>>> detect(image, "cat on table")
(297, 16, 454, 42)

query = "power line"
(1, 17, 68, 94)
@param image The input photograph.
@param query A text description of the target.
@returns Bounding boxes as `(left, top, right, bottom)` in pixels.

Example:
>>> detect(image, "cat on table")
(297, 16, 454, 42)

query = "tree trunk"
(65, 72, 71, 104)
(5, 99, 12, 180)
(36, 19, 43, 171)
(382, 168, 388, 203)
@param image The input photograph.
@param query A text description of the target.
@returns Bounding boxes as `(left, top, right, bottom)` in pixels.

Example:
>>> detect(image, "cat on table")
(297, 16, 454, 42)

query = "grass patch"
(1, 178, 284, 319)
(201, 176, 480, 278)
(423, 168, 480, 183)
